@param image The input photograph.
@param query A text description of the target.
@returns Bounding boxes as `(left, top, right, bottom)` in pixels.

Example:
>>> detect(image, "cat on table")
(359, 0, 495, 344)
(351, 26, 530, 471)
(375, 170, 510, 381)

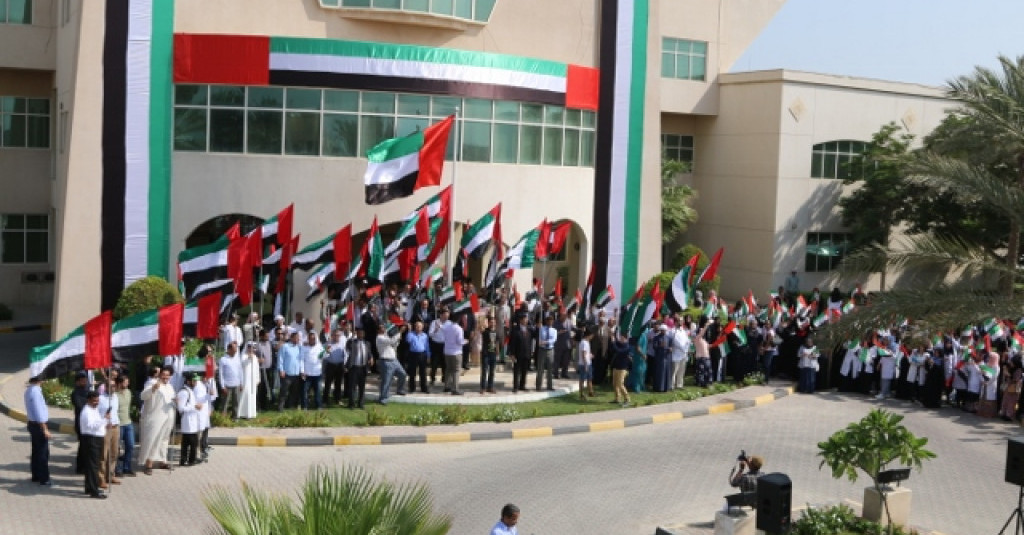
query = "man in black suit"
(70, 371, 90, 474)
(508, 313, 533, 392)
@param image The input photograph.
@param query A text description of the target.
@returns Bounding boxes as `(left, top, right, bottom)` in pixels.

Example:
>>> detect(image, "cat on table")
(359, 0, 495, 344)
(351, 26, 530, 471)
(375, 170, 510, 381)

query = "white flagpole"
(446, 107, 461, 287)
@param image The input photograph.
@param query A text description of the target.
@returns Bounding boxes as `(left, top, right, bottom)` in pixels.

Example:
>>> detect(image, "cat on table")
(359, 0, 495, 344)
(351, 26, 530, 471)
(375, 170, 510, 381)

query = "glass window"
(431, 96, 459, 117)
(494, 101, 519, 122)
(172, 85, 597, 167)
(810, 140, 867, 179)
(374, 0, 400, 7)
(342, 0, 371, 6)
(361, 92, 395, 114)
(563, 128, 580, 166)
(323, 113, 358, 157)
(398, 94, 431, 116)
(492, 123, 518, 164)
(462, 121, 490, 162)
(396, 117, 429, 137)
(26, 115, 48, 148)
(285, 112, 320, 155)
(286, 88, 321, 110)
(246, 111, 283, 154)
(174, 108, 207, 151)
(359, 115, 395, 155)
(805, 232, 851, 272)
(405, 0, 429, 11)
(661, 37, 707, 81)
(1, 213, 47, 264)
(247, 87, 283, 108)
(463, 98, 492, 120)
(175, 85, 207, 106)
(432, 0, 453, 16)
(473, 0, 496, 21)
(542, 126, 562, 165)
(519, 125, 541, 164)
(661, 134, 694, 168)
(2, 114, 26, 147)
(210, 86, 245, 107)
(2, 0, 32, 24)
(324, 90, 358, 112)
(209, 109, 244, 153)
(454, 0, 471, 19)
(0, 95, 48, 148)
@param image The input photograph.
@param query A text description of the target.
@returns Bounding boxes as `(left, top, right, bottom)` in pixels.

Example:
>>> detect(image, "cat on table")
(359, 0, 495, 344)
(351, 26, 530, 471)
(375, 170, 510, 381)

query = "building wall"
(0, 0, 56, 70)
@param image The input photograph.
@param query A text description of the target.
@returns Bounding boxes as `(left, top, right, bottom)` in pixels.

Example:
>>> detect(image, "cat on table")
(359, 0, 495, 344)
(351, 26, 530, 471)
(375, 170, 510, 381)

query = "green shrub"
(266, 410, 329, 428)
(438, 405, 468, 425)
(365, 408, 392, 426)
(0, 303, 12, 321)
(743, 371, 766, 386)
(210, 411, 237, 428)
(113, 276, 183, 320)
(41, 379, 72, 409)
(790, 504, 918, 535)
(484, 406, 521, 423)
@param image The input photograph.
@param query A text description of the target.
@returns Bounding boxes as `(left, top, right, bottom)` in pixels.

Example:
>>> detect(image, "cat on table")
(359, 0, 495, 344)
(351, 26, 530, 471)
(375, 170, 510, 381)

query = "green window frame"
(334, 0, 497, 21)
(811, 140, 868, 179)
(0, 0, 33, 24)
(1, 96, 49, 148)
(1, 213, 48, 264)
(661, 37, 706, 81)
(805, 232, 851, 272)
(173, 85, 597, 167)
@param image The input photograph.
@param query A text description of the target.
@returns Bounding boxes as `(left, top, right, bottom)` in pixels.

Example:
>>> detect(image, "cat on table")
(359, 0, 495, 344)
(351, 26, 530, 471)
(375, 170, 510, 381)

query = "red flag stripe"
(84, 311, 113, 370)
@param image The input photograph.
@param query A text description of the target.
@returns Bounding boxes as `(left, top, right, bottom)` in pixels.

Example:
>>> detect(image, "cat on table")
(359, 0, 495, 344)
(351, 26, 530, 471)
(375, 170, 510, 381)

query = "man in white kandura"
(238, 342, 261, 418)
(138, 366, 176, 475)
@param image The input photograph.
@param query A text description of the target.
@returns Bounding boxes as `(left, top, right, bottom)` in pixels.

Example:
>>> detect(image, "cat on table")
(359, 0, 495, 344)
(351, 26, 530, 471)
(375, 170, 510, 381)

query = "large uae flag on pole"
(364, 115, 454, 205)
(100, 0, 176, 310)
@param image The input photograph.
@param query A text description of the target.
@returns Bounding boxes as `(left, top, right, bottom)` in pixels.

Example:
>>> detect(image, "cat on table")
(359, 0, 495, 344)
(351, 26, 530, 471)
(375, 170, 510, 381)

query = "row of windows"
(661, 134, 694, 168)
(661, 37, 707, 81)
(811, 140, 867, 179)
(1, 97, 49, 148)
(173, 85, 597, 167)
(1, 214, 48, 264)
(0, 0, 31, 24)
(324, 0, 497, 22)
(805, 232, 850, 272)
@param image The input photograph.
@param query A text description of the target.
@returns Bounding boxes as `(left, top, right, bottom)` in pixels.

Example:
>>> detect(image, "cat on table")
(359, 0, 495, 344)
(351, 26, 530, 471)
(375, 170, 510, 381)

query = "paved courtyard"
(0, 329, 1018, 534)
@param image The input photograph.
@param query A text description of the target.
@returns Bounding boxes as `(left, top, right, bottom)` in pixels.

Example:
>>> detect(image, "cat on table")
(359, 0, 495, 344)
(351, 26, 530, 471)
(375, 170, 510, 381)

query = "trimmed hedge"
(113, 276, 183, 320)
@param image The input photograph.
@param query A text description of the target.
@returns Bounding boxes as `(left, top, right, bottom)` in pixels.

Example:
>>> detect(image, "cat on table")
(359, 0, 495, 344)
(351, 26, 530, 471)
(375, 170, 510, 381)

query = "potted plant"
(817, 409, 936, 532)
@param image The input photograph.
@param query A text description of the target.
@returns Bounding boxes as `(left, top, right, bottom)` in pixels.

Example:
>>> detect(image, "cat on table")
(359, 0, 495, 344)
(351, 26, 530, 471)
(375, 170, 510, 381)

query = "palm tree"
(203, 465, 453, 535)
(826, 56, 1024, 343)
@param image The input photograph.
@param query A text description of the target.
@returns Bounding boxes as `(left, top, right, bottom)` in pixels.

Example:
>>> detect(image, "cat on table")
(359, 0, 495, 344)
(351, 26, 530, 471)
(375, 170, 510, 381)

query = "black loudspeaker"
(756, 473, 792, 534)
(1006, 437, 1024, 486)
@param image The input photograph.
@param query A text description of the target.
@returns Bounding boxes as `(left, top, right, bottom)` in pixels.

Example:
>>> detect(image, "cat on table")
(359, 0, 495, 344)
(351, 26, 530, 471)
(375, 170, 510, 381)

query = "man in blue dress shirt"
(24, 375, 51, 486)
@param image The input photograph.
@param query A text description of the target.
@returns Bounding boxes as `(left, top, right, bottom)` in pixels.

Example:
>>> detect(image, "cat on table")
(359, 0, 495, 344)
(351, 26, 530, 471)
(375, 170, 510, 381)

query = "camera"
(737, 450, 748, 463)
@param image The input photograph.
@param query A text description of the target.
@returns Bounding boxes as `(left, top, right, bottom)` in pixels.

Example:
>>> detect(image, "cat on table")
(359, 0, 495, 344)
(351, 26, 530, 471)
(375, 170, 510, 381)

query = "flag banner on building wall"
(592, 0, 649, 307)
(173, 34, 599, 111)
(101, 0, 175, 310)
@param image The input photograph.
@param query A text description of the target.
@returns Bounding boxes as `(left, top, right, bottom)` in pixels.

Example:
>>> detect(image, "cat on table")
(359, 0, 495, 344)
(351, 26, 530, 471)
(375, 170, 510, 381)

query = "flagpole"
(446, 107, 461, 286)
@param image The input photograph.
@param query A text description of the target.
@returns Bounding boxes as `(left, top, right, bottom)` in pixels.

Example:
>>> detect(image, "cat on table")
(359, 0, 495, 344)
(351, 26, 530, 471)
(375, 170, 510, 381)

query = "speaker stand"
(999, 485, 1024, 535)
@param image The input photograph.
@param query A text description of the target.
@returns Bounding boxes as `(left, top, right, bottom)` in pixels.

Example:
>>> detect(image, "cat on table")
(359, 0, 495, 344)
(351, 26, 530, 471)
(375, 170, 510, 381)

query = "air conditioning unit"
(21, 271, 55, 284)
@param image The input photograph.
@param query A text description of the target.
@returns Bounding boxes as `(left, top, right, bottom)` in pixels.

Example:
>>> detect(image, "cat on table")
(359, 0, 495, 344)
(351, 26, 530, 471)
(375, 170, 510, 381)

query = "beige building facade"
(0, 0, 951, 339)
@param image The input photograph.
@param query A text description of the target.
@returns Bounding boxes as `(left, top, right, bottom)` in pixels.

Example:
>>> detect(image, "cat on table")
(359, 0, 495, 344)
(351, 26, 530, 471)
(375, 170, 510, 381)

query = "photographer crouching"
(723, 451, 765, 512)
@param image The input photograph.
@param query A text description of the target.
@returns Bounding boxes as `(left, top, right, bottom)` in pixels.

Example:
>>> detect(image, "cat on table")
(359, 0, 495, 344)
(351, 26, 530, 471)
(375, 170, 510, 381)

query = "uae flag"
(663, 265, 692, 313)
(405, 185, 452, 222)
(253, 204, 294, 248)
(190, 277, 234, 301)
(364, 115, 454, 205)
(420, 262, 444, 288)
(694, 247, 724, 288)
(29, 326, 87, 380)
(499, 228, 541, 274)
(183, 292, 222, 339)
(461, 204, 502, 257)
(100, 0, 176, 310)
(178, 234, 230, 298)
(385, 208, 431, 257)
(84, 311, 113, 371)
(292, 225, 351, 273)
(360, 217, 385, 281)
(593, 285, 615, 309)
(418, 214, 450, 264)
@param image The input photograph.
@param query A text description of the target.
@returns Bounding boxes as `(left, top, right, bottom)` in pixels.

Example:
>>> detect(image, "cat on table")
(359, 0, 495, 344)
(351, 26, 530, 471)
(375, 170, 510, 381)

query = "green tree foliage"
(113, 276, 183, 320)
(837, 122, 914, 290)
(818, 409, 935, 532)
(203, 465, 453, 535)
(661, 159, 697, 245)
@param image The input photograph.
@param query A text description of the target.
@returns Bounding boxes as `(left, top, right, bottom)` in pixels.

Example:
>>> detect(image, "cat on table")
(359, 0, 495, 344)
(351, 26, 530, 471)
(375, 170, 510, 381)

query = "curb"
(0, 323, 50, 335)
(204, 386, 794, 447)
(0, 370, 792, 447)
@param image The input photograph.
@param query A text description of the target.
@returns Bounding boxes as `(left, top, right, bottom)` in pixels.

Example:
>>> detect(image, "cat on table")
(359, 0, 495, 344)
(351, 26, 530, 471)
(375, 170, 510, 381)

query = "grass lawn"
(214, 378, 744, 429)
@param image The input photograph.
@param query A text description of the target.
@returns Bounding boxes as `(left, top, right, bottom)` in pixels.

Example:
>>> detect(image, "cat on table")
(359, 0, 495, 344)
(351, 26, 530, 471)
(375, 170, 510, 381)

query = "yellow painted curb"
(334, 435, 382, 446)
(753, 393, 775, 405)
(512, 427, 552, 439)
(237, 436, 286, 447)
(8, 408, 27, 423)
(589, 420, 625, 432)
(426, 432, 472, 443)
(652, 412, 683, 424)
(708, 403, 735, 415)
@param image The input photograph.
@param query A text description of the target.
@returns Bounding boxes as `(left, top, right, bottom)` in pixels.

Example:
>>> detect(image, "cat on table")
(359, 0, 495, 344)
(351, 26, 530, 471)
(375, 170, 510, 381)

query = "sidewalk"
(0, 357, 793, 447)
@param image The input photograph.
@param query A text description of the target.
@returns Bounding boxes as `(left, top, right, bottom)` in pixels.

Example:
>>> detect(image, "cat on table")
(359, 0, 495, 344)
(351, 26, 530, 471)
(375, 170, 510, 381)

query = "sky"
(731, 0, 1024, 87)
